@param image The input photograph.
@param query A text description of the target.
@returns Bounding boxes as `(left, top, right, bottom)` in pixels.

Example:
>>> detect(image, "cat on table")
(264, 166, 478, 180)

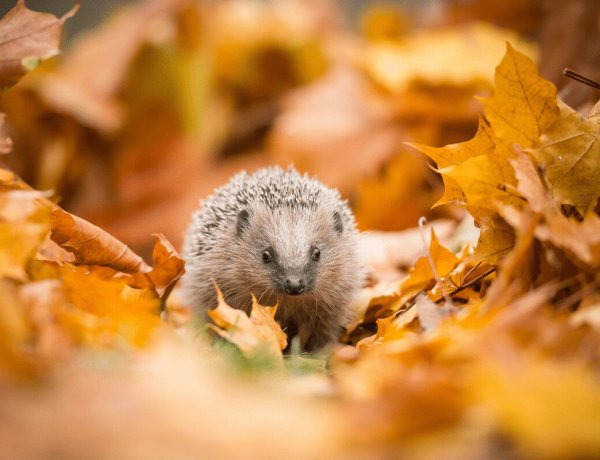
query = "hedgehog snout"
(284, 275, 305, 296)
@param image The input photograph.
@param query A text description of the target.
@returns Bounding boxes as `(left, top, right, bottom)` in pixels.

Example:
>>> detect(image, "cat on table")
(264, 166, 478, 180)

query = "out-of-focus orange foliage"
(1, 1, 600, 459)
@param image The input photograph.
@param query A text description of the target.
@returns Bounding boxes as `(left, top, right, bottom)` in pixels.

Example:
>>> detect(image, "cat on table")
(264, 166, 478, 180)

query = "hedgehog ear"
(236, 209, 250, 236)
(332, 211, 343, 235)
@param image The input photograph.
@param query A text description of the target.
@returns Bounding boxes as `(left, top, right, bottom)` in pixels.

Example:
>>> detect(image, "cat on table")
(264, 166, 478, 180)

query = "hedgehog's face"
(235, 204, 349, 300)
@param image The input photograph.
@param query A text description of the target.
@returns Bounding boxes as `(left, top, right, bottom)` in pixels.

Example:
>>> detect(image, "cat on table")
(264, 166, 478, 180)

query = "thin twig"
(434, 267, 496, 304)
(564, 68, 600, 90)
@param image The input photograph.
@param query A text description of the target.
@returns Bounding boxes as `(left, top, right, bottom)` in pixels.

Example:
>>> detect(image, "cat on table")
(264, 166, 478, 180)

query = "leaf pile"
(0, 2, 600, 460)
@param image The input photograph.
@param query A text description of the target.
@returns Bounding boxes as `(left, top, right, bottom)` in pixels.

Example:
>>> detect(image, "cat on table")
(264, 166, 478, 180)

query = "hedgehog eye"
(311, 247, 321, 262)
(262, 249, 273, 263)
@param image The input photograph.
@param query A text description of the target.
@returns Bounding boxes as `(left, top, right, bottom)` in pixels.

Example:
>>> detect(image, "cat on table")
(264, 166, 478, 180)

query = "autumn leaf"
(0, 189, 51, 281)
(481, 42, 559, 147)
(535, 99, 600, 213)
(474, 357, 600, 459)
(363, 24, 534, 94)
(354, 150, 441, 231)
(442, 143, 522, 213)
(412, 118, 496, 170)
(401, 228, 460, 297)
(208, 286, 287, 363)
(50, 209, 150, 274)
(59, 264, 161, 348)
(146, 233, 185, 298)
(0, 0, 78, 87)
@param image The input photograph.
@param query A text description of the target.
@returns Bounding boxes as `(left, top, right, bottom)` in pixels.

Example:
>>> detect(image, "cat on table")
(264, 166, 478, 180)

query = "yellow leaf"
(470, 214, 515, 264)
(60, 265, 161, 348)
(481, 43, 559, 147)
(0, 190, 51, 281)
(511, 151, 600, 267)
(411, 117, 496, 169)
(364, 24, 535, 93)
(208, 286, 287, 362)
(474, 357, 600, 459)
(401, 228, 459, 296)
(443, 146, 522, 214)
(535, 99, 600, 213)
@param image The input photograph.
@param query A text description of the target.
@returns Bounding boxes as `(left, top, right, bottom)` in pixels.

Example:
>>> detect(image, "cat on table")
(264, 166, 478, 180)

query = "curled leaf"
(147, 233, 185, 297)
(50, 209, 150, 274)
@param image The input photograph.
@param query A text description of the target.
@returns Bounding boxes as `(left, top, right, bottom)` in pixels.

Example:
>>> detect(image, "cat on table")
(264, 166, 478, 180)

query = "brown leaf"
(0, 0, 78, 88)
(50, 208, 150, 274)
(147, 233, 185, 298)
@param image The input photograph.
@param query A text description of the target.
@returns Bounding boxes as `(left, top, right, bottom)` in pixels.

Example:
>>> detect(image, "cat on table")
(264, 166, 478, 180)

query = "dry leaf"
(50, 209, 150, 274)
(59, 264, 161, 348)
(208, 286, 287, 362)
(401, 228, 460, 297)
(0, 0, 78, 87)
(536, 99, 600, 213)
(146, 233, 185, 298)
(0, 189, 51, 281)
(481, 42, 559, 147)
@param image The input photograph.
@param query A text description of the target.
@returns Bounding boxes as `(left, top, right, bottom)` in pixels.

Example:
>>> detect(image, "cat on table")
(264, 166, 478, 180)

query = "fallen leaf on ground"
(208, 287, 287, 363)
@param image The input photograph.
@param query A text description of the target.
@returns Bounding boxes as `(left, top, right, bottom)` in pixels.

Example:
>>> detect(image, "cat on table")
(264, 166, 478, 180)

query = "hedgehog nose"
(284, 277, 305, 295)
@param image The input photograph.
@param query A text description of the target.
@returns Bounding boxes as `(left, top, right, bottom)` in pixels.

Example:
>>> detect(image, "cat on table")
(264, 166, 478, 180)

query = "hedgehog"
(181, 166, 362, 352)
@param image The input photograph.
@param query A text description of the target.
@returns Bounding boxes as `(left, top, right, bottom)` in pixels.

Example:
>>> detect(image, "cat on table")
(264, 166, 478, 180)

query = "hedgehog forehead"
(249, 204, 330, 254)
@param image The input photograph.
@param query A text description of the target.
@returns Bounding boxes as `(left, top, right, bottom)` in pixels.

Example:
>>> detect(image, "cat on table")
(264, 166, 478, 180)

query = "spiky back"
(185, 166, 354, 256)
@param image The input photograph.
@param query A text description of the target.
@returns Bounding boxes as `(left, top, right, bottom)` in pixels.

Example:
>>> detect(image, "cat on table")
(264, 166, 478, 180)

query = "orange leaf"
(60, 265, 160, 348)
(147, 233, 185, 297)
(401, 228, 460, 296)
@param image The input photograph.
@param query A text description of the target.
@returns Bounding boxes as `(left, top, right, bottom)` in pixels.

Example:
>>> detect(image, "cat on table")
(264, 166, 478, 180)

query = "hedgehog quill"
(182, 166, 362, 351)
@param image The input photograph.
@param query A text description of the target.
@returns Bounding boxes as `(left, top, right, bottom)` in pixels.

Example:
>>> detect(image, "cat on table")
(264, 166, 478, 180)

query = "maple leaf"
(535, 100, 600, 213)
(481, 42, 559, 147)
(441, 143, 522, 213)
(208, 286, 287, 363)
(0, 0, 78, 88)
(509, 151, 600, 267)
